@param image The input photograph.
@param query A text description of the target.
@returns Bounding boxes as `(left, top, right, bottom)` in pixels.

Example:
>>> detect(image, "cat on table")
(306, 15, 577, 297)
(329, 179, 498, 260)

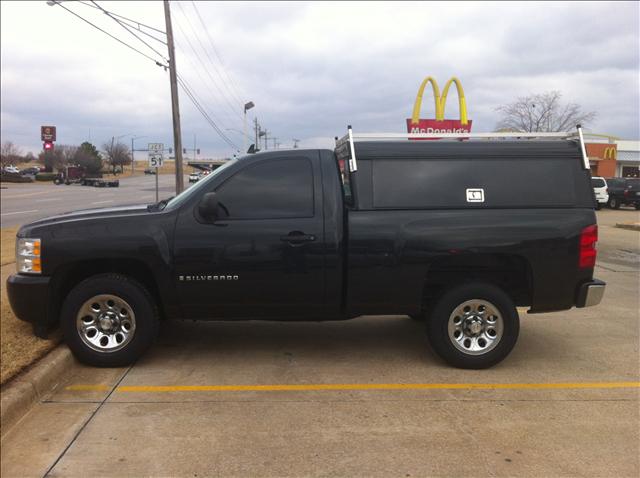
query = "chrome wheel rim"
(76, 294, 136, 353)
(447, 299, 503, 356)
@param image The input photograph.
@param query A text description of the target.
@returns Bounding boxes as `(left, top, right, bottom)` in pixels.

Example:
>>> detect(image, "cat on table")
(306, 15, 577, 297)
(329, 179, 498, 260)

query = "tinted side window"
(215, 158, 314, 219)
(591, 178, 606, 188)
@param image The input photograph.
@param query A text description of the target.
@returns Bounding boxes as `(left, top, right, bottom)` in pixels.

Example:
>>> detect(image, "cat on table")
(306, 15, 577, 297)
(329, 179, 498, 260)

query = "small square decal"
(466, 188, 485, 203)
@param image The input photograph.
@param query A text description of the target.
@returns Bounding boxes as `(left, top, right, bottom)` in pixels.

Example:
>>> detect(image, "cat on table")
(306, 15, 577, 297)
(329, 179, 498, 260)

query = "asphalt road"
(0, 175, 189, 228)
(0, 208, 638, 477)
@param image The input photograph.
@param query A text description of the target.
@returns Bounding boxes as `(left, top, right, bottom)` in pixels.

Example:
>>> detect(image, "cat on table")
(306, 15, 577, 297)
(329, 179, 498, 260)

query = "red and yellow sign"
(406, 76, 472, 134)
(585, 143, 617, 161)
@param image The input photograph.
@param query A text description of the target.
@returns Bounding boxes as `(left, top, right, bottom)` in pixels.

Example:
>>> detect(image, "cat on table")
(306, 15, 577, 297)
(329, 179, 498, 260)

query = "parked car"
(188, 172, 200, 183)
(20, 167, 41, 176)
(7, 131, 604, 370)
(605, 177, 640, 209)
(144, 168, 157, 175)
(590, 176, 609, 210)
(3, 165, 20, 174)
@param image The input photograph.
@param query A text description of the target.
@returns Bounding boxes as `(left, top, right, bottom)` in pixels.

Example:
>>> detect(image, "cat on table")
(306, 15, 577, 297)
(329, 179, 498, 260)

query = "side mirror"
(198, 192, 219, 221)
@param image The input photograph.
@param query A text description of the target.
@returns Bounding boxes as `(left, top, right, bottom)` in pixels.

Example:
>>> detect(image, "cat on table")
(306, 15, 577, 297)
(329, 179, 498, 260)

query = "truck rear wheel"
(608, 197, 620, 209)
(61, 274, 159, 367)
(426, 283, 519, 369)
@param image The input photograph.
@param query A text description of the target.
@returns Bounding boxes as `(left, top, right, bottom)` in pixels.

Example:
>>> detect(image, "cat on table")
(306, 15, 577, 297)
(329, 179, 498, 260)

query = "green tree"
(74, 142, 103, 175)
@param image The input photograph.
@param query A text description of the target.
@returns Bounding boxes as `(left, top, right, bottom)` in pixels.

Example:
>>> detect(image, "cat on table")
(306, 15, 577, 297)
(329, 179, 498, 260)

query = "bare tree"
(38, 149, 66, 171)
(37, 144, 77, 171)
(1, 141, 22, 167)
(58, 145, 78, 165)
(495, 91, 596, 132)
(102, 141, 131, 174)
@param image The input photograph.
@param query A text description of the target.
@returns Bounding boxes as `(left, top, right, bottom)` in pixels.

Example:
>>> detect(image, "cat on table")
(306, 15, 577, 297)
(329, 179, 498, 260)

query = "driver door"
(173, 154, 325, 319)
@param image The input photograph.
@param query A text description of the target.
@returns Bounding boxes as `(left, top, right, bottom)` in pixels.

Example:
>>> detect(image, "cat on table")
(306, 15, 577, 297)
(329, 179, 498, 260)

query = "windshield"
(163, 159, 238, 211)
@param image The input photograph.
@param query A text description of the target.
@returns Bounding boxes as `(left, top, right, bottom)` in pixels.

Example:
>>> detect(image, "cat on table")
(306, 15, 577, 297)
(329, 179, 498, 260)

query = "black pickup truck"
(7, 130, 605, 369)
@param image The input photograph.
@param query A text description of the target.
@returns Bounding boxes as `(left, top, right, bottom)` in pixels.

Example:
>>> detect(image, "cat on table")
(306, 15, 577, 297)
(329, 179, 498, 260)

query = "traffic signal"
(182, 148, 187, 154)
(43, 141, 54, 151)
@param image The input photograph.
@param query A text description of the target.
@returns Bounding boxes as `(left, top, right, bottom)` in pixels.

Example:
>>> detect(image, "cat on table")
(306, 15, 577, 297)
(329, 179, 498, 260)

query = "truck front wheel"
(61, 274, 159, 367)
(426, 283, 519, 369)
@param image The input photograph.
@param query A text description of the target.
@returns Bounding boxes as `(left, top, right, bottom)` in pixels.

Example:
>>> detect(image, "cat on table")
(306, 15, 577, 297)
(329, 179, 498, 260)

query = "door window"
(215, 158, 314, 219)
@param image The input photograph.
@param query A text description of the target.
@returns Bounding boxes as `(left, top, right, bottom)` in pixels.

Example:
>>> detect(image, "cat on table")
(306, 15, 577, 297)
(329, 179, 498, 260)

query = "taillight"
(579, 225, 598, 269)
(624, 190, 630, 198)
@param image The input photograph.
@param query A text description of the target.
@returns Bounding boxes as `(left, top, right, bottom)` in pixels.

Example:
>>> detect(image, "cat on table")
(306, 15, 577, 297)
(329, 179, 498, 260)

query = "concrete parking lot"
(0, 175, 188, 228)
(1, 205, 638, 477)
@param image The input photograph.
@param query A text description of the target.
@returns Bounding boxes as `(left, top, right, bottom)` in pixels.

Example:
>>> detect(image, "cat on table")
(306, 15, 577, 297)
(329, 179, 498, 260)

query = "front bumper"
(6, 274, 50, 325)
(576, 279, 606, 308)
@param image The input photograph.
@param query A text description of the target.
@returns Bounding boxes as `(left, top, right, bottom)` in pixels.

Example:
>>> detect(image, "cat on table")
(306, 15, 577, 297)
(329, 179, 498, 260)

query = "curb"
(0, 346, 75, 437)
(615, 223, 640, 232)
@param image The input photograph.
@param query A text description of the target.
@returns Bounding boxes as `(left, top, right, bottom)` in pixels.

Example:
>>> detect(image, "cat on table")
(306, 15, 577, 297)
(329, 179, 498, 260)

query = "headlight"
(16, 238, 41, 274)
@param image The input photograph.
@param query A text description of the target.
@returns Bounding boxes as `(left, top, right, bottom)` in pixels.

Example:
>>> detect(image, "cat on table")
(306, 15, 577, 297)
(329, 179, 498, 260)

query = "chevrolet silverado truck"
(7, 128, 605, 369)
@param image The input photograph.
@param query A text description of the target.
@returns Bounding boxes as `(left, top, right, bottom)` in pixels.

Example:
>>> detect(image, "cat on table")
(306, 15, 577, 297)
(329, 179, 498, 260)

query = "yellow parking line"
(64, 381, 640, 393)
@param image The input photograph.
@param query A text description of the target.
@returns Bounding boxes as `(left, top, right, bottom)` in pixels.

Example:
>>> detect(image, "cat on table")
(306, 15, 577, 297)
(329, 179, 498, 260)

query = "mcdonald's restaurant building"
(586, 140, 640, 178)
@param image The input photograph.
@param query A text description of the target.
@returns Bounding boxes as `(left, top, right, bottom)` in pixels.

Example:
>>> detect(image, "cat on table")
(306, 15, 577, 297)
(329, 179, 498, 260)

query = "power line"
(90, 1, 168, 62)
(179, 81, 239, 150)
(189, 1, 247, 103)
(178, 2, 245, 107)
(177, 75, 239, 150)
(77, 0, 166, 35)
(174, 40, 243, 134)
(53, 2, 166, 66)
(50, 1, 238, 153)
(172, 9, 244, 123)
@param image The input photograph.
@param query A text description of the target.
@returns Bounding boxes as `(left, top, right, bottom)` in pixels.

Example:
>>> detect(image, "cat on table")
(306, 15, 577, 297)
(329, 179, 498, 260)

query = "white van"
(591, 176, 609, 209)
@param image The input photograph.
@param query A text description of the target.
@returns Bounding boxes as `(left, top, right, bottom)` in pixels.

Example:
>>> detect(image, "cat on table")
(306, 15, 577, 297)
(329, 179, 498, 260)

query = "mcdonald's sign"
(406, 76, 472, 134)
(603, 147, 617, 160)
(585, 143, 617, 161)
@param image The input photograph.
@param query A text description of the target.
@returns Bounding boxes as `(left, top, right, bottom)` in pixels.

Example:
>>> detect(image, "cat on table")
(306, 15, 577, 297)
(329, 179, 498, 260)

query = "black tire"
(426, 282, 519, 369)
(53, 177, 63, 185)
(595, 203, 602, 210)
(61, 274, 159, 367)
(635, 204, 640, 210)
(608, 197, 620, 209)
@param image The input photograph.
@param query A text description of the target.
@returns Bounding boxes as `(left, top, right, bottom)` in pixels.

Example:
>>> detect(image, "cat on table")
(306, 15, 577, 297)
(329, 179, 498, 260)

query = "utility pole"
(163, 0, 184, 194)
(272, 137, 278, 149)
(263, 128, 268, 150)
(110, 136, 115, 174)
(293, 138, 300, 149)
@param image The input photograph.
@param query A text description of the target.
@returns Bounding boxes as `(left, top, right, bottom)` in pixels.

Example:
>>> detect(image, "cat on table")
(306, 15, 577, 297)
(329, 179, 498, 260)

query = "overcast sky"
(1, 1, 639, 158)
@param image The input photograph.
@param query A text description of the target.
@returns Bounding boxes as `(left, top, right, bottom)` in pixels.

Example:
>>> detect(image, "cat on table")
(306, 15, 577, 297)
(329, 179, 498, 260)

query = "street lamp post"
(243, 101, 254, 154)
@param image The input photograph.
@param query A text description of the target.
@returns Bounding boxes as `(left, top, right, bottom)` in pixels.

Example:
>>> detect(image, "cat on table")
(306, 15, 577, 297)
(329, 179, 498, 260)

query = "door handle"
(280, 232, 316, 244)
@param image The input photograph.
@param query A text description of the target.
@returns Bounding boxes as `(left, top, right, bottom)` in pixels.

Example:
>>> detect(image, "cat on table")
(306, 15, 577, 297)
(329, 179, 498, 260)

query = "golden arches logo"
(603, 147, 617, 160)
(410, 76, 469, 125)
